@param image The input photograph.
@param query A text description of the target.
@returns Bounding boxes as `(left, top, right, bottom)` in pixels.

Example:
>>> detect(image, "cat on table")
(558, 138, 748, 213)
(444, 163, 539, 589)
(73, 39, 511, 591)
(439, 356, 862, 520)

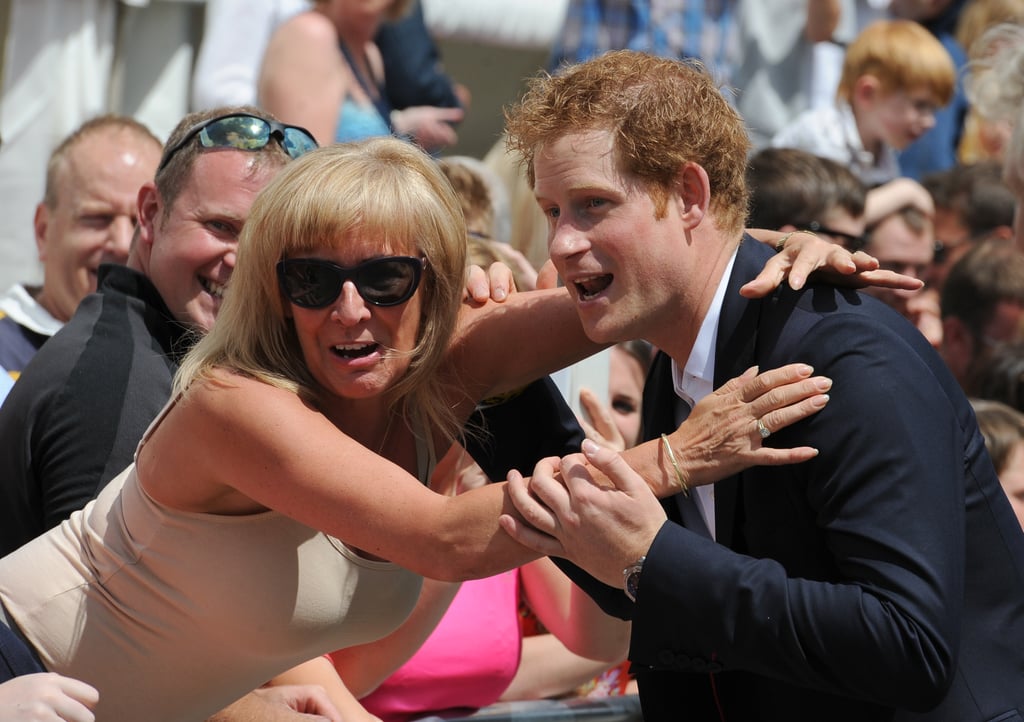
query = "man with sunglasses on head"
(0, 106, 317, 558)
(745, 146, 869, 251)
(861, 203, 943, 348)
(0, 105, 353, 720)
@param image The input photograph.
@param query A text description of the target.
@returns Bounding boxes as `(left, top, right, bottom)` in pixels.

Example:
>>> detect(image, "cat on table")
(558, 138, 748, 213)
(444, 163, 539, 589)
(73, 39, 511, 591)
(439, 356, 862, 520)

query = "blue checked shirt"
(548, 0, 739, 92)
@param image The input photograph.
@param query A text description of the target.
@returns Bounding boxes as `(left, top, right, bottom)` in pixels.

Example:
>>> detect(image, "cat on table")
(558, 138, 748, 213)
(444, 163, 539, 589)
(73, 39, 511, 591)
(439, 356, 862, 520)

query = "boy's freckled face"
(873, 89, 941, 150)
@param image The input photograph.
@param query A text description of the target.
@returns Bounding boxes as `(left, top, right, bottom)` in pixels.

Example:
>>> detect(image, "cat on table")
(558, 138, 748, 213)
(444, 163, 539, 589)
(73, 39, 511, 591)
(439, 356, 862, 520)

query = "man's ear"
(989, 225, 1015, 243)
(673, 161, 711, 229)
(941, 315, 974, 388)
(33, 202, 50, 263)
(135, 182, 161, 257)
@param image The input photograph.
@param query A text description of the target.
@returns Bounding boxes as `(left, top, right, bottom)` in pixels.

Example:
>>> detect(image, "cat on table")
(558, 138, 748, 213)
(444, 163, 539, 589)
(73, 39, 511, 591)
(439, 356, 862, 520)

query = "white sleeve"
(191, 0, 310, 110)
(422, 0, 569, 50)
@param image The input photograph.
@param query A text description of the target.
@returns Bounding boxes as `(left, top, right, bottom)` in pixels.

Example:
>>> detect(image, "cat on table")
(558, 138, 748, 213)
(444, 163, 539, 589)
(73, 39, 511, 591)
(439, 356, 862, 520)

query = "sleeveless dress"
(0, 396, 431, 721)
(335, 41, 393, 143)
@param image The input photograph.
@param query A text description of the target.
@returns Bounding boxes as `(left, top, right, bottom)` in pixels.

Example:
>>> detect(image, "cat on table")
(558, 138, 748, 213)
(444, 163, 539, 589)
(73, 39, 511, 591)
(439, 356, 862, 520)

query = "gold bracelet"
(660, 433, 689, 497)
(776, 229, 822, 253)
(774, 231, 796, 253)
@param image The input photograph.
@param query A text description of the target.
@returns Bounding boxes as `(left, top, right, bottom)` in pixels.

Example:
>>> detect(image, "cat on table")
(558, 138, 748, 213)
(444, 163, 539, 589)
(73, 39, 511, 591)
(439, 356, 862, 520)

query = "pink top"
(359, 569, 522, 722)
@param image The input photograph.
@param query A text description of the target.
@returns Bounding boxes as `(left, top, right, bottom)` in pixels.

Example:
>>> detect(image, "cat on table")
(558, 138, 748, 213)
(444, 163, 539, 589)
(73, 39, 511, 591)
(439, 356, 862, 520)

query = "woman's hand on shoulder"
(670, 363, 832, 489)
(741, 229, 923, 297)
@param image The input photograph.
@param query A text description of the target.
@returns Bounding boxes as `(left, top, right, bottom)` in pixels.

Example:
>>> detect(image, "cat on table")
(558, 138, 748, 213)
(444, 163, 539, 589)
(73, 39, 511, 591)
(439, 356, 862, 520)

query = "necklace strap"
(338, 41, 394, 129)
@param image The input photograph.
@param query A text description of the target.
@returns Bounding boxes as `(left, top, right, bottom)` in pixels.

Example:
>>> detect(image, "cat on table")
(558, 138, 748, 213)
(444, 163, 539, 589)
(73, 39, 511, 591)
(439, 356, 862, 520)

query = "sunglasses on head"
(805, 221, 867, 251)
(157, 113, 319, 172)
(277, 256, 426, 309)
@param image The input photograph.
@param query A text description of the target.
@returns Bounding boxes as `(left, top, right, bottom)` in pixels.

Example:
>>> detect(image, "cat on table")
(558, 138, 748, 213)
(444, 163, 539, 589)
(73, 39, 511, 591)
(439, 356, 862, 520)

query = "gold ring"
(757, 418, 771, 439)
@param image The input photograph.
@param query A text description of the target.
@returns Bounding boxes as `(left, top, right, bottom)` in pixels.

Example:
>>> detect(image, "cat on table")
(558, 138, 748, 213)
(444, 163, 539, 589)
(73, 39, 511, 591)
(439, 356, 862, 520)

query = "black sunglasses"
(158, 113, 318, 172)
(277, 256, 426, 308)
(805, 221, 867, 251)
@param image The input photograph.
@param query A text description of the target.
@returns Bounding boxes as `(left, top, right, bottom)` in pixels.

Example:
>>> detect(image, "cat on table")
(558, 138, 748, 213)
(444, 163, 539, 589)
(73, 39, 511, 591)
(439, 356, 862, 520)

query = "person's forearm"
(501, 634, 622, 701)
(617, 422, 749, 496)
(331, 579, 462, 697)
(805, 0, 841, 42)
(521, 558, 630, 661)
(618, 435, 680, 497)
(453, 288, 605, 399)
(264, 657, 369, 722)
(863, 178, 934, 227)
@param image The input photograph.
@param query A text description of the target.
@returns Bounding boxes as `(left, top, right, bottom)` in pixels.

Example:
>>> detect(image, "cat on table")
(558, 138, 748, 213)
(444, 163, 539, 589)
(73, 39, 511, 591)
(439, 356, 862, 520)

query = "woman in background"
(259, 0, 463, 150)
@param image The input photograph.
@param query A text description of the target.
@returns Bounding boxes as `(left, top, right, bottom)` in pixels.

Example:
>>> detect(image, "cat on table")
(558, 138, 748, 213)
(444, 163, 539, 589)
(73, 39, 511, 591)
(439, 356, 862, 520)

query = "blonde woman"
(0, 138, 888, 720)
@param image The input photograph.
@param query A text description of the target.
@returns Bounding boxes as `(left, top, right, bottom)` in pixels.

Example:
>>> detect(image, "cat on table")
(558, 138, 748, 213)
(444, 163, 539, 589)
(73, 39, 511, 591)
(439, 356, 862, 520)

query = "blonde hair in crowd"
(174, 138, 468, 442)
(971, 398, 1024, 475)
(837, 19, 956, 106)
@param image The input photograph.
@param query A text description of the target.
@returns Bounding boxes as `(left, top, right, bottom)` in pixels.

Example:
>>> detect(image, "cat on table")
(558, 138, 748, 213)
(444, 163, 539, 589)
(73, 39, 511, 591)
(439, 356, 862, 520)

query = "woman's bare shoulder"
(268, 10, 337, 49)
(181, 368, 309, 425)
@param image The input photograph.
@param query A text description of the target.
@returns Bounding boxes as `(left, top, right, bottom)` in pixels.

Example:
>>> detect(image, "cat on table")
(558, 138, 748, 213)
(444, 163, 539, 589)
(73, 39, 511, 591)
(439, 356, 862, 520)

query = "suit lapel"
(639, 238, 771, 545)
(641, 353, 712, 537)
(715, 237, 770, 387)
(712, 238, 771, 548)
(642, 353, 683, 528)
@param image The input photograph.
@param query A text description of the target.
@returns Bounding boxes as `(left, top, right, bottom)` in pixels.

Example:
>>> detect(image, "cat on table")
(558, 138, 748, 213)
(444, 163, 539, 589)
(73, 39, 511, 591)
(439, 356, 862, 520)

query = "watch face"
(625, 570, 641, 602)
(623, 556, 645, 602)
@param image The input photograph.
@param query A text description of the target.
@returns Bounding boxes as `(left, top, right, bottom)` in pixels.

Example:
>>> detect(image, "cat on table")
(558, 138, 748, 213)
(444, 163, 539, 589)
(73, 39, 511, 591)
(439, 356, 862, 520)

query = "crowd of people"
(0, 1, 1023, 721)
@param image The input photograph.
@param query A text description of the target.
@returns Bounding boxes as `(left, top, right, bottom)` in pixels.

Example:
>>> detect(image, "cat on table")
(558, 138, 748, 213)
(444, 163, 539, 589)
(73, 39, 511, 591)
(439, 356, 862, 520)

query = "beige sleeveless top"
(0, 397, 430, 721)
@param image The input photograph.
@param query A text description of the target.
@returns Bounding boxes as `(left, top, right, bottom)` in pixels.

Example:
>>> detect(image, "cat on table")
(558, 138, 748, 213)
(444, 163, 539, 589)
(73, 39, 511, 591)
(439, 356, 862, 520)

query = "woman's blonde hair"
(175, 137, 468, 441)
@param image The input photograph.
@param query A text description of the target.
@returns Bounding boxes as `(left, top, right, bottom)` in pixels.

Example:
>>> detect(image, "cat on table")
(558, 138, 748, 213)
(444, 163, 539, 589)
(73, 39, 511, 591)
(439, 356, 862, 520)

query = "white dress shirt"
(669, 249, 738, 540)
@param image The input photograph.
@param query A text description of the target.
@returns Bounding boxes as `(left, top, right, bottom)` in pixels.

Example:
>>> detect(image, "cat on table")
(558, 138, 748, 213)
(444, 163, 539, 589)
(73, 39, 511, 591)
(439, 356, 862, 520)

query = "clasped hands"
(498, 362, 832, 590)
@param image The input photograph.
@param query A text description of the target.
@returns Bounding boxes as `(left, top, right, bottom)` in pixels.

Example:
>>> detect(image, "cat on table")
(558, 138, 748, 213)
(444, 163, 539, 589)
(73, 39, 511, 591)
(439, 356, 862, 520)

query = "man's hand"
(500, 442, 667, 588)
(577, 386, 628, 453)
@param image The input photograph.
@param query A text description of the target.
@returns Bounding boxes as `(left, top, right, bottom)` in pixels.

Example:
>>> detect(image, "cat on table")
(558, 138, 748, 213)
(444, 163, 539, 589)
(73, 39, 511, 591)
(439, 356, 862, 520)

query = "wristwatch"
(623, 555, 646, 602)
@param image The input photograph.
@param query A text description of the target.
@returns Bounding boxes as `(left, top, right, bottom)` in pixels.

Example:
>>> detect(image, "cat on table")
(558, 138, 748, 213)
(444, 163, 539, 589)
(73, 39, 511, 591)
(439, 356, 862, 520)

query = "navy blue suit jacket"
(567, 238, 1024, 721)
(375, 2, 461, 112)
